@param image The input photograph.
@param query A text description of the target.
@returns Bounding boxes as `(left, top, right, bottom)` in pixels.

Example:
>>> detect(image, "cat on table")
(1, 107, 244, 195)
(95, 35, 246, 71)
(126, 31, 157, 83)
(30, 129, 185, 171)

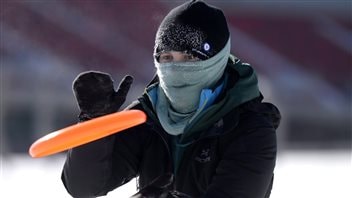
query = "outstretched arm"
(61, 125, 145, 197)
(61, 71, 139, 197)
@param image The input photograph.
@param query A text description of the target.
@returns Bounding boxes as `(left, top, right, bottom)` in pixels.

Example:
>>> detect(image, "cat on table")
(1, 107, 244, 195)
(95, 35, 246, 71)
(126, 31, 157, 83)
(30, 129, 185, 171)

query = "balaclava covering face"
(155, 39, 230, 114)
(153, 0, 230, 135)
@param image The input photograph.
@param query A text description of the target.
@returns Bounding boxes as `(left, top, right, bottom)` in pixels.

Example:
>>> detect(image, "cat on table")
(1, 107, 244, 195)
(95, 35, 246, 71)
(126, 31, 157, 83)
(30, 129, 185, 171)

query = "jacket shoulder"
(240, 99, 281, 130)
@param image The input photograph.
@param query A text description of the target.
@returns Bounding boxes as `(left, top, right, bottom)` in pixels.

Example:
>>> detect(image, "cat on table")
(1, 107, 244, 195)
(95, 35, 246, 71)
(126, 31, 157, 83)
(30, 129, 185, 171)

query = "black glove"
(130, 174, 193, 198)
(72, 71, 133, 121)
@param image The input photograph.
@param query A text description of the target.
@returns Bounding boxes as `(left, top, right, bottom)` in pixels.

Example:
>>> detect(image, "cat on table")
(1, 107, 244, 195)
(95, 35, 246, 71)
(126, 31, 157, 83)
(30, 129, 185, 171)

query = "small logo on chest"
(195, 148, 211, 163)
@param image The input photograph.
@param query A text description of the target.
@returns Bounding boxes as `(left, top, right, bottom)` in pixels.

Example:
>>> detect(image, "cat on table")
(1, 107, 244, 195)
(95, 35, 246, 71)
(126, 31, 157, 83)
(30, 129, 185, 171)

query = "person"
(61, 0, 281, 197)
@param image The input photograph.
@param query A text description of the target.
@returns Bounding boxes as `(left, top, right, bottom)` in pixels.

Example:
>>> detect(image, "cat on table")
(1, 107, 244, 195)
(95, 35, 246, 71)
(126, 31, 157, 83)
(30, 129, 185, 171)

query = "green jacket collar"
(140, 57, 260, 144)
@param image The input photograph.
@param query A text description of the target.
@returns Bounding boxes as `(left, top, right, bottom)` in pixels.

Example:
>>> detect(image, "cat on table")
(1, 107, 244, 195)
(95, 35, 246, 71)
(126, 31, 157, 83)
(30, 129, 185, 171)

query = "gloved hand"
(72, 71, 133, 121)
(130, 174, 193, 198)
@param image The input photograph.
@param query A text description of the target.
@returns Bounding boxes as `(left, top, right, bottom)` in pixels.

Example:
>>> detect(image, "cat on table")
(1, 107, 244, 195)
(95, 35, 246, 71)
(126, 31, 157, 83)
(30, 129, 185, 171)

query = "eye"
(159, 53, 173, 63)
(183, 53, 199, 62)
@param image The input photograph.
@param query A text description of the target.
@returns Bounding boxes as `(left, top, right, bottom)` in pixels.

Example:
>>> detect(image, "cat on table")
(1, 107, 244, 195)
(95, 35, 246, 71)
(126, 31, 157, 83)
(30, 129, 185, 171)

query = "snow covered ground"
(1, 150, 351, 198)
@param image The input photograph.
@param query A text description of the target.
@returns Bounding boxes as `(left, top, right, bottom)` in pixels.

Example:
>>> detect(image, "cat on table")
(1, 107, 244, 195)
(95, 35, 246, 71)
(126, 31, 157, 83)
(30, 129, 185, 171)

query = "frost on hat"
(154, 0, 230, 60)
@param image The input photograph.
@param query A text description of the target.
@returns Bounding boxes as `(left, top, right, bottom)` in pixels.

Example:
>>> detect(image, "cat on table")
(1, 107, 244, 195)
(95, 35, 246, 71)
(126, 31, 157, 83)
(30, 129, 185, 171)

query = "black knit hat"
(154, 0, 230, 60)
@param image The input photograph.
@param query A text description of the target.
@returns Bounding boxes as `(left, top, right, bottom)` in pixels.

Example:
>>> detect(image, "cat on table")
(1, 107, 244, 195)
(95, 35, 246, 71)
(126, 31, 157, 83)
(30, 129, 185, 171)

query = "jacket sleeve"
(204, 107, 278, 198)
(61, 124, 146, 197)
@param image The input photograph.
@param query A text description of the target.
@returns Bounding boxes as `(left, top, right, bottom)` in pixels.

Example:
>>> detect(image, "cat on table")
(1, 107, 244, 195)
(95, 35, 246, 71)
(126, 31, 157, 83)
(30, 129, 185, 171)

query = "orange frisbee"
(29, 110, 147, 158)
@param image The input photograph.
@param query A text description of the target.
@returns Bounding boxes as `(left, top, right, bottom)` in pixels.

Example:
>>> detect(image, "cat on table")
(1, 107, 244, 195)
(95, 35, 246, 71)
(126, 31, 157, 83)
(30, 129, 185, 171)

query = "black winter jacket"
(62, 59, 280, 198)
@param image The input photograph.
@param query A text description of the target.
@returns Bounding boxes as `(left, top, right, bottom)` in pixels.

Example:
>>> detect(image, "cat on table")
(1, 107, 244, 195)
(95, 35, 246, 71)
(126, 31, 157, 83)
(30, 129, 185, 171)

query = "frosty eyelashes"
(154, 49, 209, 63)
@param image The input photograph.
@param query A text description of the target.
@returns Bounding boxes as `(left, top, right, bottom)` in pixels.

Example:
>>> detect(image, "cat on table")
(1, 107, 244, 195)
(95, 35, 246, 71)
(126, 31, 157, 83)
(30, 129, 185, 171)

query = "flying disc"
(29, 110, 147, 158)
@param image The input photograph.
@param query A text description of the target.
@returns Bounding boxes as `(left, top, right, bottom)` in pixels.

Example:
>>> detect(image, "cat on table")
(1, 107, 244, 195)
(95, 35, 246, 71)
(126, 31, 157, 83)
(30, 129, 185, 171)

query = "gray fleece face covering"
(155, 39, 231, 113)
(154, 39, 231, 135)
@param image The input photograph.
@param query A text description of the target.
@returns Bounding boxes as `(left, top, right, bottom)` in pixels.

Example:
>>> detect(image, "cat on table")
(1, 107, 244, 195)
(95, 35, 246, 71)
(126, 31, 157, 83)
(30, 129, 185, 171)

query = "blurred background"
(1, 0, 351, 197)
